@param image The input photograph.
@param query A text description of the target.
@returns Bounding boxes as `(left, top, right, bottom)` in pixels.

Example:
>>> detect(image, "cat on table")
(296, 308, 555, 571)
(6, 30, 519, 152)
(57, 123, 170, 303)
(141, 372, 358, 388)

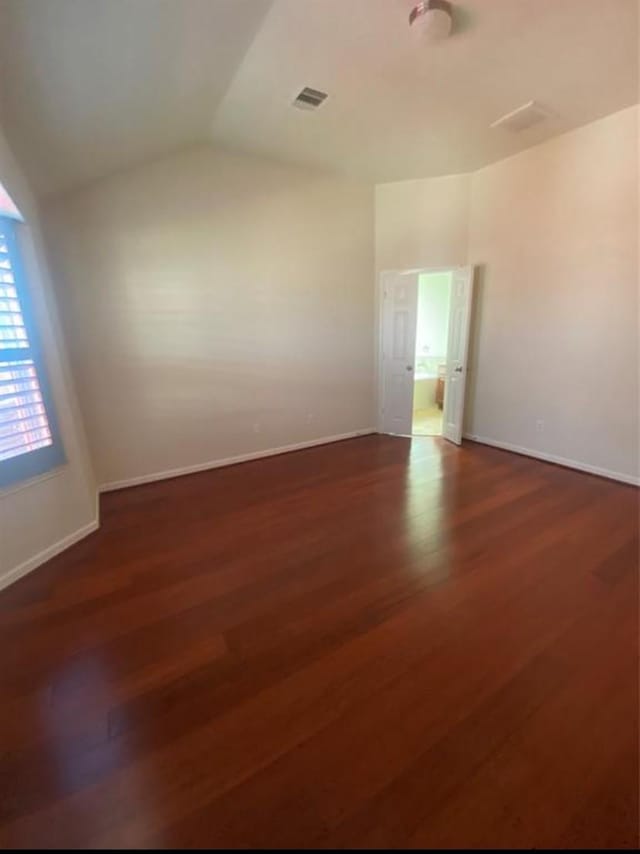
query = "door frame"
(377, 266, 458, 434)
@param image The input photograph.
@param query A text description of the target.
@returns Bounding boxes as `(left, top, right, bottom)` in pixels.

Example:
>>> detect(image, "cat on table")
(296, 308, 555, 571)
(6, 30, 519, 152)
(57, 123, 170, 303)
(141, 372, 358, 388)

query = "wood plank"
(0, 435, 637, 848)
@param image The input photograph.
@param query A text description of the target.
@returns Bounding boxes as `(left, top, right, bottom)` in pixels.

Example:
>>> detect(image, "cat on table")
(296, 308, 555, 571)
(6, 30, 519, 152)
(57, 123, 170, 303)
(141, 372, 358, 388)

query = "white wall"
(375, 106, 638, 482)
(45, 145, 375, 488)
(374, 173, 470, 423)
(416, 272, 451, 361)
(0, 128, 97, 590)
(375, 173, 470, 273)
(466, 106, 639, 482)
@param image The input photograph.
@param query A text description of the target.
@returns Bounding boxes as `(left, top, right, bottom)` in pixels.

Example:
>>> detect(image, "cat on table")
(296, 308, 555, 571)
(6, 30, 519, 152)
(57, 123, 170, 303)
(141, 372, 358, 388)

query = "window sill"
(0, 463, 68, 499)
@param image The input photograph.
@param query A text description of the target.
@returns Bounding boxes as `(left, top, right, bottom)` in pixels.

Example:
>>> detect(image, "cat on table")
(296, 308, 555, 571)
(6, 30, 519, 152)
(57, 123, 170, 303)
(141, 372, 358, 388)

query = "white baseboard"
(0, 518, 100, 593)
(99, 429, 377, 493)
(3, 430, 632, 594)
(463, 433, 639, 487)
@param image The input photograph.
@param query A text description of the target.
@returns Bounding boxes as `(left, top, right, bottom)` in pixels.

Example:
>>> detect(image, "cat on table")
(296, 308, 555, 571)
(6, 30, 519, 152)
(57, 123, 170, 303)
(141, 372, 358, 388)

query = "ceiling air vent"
(491, 101, 552, 133)
(293, 87, 328, 111)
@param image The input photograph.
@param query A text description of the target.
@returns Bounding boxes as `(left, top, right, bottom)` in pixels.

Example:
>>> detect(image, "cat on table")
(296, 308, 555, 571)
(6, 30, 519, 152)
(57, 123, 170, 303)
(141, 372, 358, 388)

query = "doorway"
(378, 266, 474, 445)
(412, 271, 451, 437)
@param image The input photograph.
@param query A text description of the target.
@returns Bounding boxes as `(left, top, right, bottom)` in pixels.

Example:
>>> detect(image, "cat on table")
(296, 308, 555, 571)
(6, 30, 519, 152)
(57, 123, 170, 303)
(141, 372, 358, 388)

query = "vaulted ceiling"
(0, 0, 637, 196)
(0, 0, 273, 194)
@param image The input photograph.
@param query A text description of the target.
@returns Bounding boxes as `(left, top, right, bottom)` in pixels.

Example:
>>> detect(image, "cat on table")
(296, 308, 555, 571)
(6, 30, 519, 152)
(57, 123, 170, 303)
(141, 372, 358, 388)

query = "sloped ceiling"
(0, 0, 274, 195)
(0, 0, 637, 196)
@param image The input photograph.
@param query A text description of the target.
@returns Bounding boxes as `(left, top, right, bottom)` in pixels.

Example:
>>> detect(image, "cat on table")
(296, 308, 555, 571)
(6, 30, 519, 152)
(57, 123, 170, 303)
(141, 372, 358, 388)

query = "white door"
(442, 266, 475, 445)
(380, 272, 419, 435)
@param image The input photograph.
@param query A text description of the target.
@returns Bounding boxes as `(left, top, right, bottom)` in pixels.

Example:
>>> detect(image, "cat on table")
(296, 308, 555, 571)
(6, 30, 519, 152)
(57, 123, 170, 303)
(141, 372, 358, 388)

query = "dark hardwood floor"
(0, 435, 638, 848)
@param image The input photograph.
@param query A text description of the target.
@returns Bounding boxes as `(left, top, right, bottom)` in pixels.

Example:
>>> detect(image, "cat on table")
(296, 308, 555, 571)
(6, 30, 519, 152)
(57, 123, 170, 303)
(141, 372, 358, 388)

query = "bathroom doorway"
(378, 266, 474, 444)
(412, 271, 451, 436)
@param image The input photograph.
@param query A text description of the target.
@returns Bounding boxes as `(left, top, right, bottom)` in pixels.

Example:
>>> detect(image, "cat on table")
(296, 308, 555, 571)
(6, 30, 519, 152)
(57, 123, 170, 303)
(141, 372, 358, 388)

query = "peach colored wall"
(466, 106, 638, 481)
(375, 173, 470, 273)
(375, 106, 638, 481)
(45, 146, 375, 488)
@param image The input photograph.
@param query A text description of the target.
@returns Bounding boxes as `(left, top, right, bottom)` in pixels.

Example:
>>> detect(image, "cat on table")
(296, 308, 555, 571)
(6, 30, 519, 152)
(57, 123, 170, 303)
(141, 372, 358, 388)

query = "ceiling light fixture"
(409, 0, 454, 42)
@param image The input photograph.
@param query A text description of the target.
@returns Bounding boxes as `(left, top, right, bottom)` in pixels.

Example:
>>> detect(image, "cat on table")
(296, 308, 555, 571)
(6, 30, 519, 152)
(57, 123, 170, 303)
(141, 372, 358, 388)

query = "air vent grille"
(293, 87, 328, 111)
(491, 101, 551, 133)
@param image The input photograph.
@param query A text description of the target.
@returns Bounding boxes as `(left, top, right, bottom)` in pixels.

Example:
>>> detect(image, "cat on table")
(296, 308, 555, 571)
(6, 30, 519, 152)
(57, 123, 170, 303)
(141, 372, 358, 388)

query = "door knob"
(454, 366, 463, 373)
(406, 365, 413, 371)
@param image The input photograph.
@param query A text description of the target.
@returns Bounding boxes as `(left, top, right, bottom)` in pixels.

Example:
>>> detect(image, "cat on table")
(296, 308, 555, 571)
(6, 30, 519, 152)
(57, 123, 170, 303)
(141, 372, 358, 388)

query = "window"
(0, 187, 64, 488)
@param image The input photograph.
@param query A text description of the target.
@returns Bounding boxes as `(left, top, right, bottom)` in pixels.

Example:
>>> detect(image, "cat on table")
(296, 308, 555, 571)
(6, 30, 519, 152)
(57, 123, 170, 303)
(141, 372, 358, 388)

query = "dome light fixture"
(409, 0, 454, 42)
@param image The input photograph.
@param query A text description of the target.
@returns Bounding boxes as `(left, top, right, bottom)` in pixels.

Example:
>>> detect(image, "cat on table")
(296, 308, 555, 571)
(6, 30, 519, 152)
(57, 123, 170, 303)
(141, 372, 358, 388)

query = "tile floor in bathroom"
(412, 406, 443, 436)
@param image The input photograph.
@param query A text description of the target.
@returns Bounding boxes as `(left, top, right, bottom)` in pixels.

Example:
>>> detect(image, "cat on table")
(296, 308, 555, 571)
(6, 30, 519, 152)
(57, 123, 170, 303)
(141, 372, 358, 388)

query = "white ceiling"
(0, 0, 637, 196)
(0, 0, 273, 195)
